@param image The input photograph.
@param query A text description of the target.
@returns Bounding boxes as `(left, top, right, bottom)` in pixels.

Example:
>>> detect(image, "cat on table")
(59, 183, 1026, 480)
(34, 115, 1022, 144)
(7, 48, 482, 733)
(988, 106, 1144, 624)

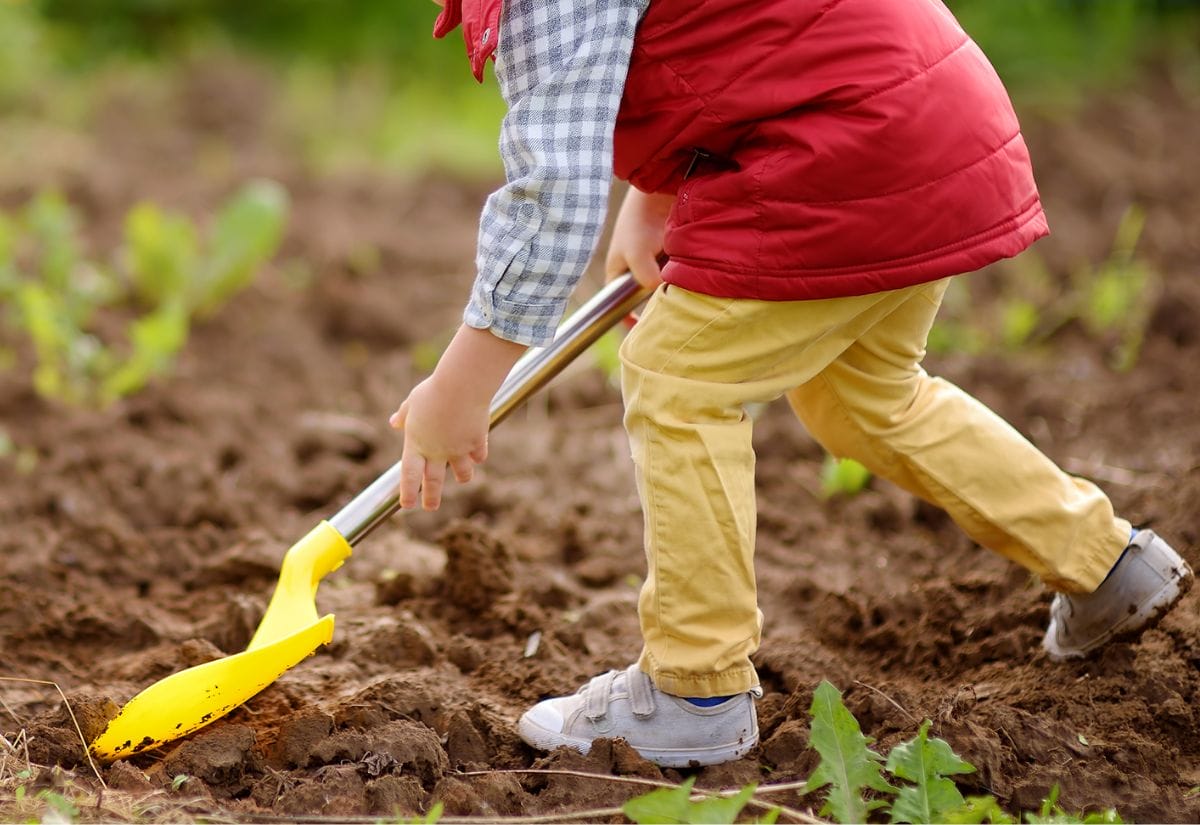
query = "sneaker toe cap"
(521, 699, 567, 735)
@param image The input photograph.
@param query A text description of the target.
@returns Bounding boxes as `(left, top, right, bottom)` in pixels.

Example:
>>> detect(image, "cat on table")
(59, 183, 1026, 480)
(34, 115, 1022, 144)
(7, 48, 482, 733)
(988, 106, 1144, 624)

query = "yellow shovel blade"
(90, 521, 352, 761)
(89, 617, 335, 760)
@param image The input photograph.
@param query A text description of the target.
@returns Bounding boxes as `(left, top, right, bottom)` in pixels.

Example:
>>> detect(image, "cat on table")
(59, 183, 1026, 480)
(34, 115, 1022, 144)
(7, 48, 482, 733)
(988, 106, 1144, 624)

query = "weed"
(820, 454, 872, 499)
(37, 788, 80, 823)
(621, 680, 1128, 825)
(623, 776, 778, 824)
(928, 206, 1157, 373)
(886, 720, 976, 823)
(0, 181, 289, 407)
(797, 680, 1123, 824)
(1072, 206, 1156, 372)
(803, 680, 896, 822)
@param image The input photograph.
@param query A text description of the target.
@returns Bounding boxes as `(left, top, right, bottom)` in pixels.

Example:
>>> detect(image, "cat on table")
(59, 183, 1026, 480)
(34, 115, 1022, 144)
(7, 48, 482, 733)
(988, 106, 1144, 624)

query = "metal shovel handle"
(329, 273, 652, 546)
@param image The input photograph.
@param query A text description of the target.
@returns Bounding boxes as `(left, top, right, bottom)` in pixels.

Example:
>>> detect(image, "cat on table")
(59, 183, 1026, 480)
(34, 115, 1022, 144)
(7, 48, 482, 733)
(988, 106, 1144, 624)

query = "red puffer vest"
(435, 0, 1048, 300)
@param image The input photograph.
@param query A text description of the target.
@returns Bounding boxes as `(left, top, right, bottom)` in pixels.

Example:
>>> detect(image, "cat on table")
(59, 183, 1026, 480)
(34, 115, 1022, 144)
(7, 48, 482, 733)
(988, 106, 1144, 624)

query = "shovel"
(90, 274, 652, 761)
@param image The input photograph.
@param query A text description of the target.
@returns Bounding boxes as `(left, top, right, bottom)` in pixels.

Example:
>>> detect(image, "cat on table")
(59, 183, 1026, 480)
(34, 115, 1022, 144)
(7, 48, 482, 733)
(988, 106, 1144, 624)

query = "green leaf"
(403, 800, 444, 824)
(623, 778, 760, 825)
(624, 777, 698, 824)
(803, 680, 896, 823)
(886, 720, 975, 823)
(688, 783, 757, 824)
(23, 191, 79, 292)
(36, 789, 80, 822)
(820, 455, 872, 499)
(1023, 784, 1124, 824)
(124, 202, 199, 306)
(101, 300, 189, 402)
(999, 299, 1039, 349)
(942, 795, 1016, 824)
(197, 179, 288, 315)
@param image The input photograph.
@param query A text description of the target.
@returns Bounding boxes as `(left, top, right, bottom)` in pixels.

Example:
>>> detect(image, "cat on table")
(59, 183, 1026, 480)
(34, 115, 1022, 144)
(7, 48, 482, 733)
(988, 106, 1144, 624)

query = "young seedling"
(820, 454, 872, 499)
(1, 181, 289, 407)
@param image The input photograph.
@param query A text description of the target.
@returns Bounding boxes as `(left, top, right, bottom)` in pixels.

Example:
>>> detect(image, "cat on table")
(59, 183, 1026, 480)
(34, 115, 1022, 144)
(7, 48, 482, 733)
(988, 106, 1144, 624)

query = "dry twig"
(0, 676, 107, 789)
(458, 767, 824, 823)
(853, 679, 918, 724)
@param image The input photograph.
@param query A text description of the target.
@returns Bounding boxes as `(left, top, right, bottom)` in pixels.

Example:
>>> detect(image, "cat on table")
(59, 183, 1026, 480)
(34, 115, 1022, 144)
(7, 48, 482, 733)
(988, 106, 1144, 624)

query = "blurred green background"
(3, 0, 1199, 179)
(0, 0, 1197, 414)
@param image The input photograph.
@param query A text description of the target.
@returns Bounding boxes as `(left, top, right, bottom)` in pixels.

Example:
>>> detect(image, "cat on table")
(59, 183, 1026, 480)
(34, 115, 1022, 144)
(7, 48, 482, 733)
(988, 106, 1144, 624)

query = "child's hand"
(390, 376, 490, 511)
(390, 324, 526, 510)
(606, 188, 675, 290)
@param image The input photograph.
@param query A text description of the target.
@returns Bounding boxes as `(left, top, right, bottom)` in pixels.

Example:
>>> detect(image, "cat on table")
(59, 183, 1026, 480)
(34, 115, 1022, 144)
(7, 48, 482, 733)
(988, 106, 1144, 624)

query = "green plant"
(623, 777, 778, 825)
(590, 327, 623, 386)
(1023, 785, 1122, 825)
(0, 181, 288, 407)
(795, 680, 1124, 825)
(927, 206, 1157, 373)
(820, 454, 873, 499)
(885, 720, 976, 824)
(36, 789, 80, 823)
(1073, 205, 1155, 372)
(401, 800, 444, 824)
(803, 680, 897, 822)
(126, 178, 289, 315)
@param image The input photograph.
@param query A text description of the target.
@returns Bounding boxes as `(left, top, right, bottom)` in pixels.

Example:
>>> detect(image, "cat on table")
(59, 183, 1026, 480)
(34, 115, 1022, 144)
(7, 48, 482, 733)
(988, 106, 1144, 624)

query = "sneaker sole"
(517, 715, 758, 768)
(1043, 561, 1194, 661)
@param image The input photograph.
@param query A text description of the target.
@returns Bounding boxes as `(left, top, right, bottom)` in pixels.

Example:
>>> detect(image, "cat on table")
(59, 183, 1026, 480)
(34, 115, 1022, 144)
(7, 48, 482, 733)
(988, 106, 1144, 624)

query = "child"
(392, 0, 1193, 768)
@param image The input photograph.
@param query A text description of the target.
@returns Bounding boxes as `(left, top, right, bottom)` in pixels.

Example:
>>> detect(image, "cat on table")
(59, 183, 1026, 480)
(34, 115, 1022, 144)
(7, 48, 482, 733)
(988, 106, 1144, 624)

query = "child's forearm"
(430, 323, 527, 408)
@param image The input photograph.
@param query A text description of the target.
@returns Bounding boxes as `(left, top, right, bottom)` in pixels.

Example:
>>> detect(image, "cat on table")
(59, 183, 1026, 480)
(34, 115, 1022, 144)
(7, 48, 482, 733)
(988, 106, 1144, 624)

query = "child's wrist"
(432, 324, 526, 406)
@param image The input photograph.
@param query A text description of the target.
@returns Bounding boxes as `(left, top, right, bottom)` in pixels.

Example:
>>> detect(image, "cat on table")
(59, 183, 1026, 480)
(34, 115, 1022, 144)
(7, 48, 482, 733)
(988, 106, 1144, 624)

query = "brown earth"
(2, 60, 1200, 822)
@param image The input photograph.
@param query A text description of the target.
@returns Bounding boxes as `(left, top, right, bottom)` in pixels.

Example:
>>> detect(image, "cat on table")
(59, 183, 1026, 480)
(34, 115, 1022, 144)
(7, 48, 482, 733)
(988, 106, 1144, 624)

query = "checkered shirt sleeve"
(464, 0, 650, 346)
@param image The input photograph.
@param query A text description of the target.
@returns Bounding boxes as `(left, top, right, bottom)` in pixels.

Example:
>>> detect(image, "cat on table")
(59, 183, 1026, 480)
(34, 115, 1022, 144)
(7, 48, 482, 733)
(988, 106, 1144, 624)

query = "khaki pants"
(619, 279, 1130, 697)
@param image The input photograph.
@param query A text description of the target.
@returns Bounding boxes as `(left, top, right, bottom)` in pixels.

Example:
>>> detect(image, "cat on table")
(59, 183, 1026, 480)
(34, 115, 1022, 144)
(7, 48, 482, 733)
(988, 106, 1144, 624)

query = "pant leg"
(786, 279, 1129, 593)
(619, 283, 924, 696)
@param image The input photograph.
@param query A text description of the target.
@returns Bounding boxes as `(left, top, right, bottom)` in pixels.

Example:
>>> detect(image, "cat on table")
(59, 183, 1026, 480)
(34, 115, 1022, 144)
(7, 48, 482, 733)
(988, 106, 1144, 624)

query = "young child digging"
(391, 0, 1194, 768)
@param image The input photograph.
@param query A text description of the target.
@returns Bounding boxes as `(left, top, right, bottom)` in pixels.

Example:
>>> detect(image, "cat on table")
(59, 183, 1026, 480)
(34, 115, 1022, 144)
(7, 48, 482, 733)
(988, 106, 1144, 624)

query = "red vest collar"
(433, 0, 502, 82)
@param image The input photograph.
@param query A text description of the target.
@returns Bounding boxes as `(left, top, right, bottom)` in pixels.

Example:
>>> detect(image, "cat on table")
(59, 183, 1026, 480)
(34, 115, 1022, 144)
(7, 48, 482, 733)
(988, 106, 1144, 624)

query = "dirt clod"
(162, 723, 257, 788)
(272, 708, 334, 768)
(437, 520, 514, 611)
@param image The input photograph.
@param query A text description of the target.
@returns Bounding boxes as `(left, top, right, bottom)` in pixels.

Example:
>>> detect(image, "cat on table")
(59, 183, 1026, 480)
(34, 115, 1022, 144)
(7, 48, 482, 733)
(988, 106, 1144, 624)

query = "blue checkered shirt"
(464, 0, 650, 346)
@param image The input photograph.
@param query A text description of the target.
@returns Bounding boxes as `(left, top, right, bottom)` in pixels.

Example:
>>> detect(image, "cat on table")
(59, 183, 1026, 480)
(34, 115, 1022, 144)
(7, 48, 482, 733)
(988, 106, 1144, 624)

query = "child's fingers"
(449, 456, 475, 484)
(469, 442, 488, 464)
(389, 402, 408, 429)
(421, 461, 447, 511)
(398, 448, 425, 509)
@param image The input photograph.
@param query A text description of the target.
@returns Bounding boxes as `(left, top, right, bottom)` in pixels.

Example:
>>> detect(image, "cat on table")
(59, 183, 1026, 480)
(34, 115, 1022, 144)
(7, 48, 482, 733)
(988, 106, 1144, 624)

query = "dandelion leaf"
(623, 778, 759, 825)
(803, 680, 895, 823)
(623, 777, 697, 824)
(886, 720, 975, 823)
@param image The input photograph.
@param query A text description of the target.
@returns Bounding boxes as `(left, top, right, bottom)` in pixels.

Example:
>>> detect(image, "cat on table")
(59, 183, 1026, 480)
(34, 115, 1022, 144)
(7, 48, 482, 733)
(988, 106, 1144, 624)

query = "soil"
(2, 60, 1200, 823)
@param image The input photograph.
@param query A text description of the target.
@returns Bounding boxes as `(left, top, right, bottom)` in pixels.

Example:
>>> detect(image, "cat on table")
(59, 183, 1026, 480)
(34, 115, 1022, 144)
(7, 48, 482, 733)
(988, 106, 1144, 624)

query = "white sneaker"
(1043, 530, 1193, 661)
(517, 664, 762, 768)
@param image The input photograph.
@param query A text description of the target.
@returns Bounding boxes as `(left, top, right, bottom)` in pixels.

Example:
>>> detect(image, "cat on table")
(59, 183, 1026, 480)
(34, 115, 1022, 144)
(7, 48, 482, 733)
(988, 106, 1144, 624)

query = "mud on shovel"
(90, 274, 651, 761)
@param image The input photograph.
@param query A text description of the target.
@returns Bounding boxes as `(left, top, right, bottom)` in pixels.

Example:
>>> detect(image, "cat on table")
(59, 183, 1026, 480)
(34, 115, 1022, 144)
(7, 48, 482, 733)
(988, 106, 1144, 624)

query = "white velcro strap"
(626, 665, 657, 718)
(585, 670, 617, 721)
